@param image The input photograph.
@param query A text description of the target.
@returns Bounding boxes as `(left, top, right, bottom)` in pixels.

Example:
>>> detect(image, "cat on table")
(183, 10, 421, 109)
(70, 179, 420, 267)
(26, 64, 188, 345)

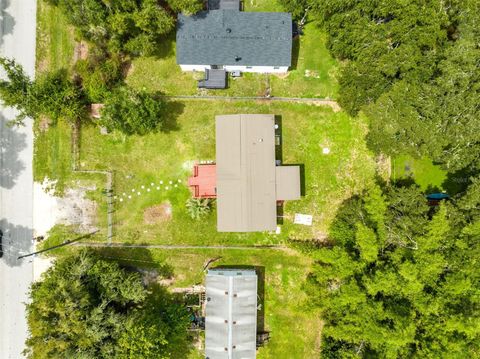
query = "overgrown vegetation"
(0, 58, 86, 125)
(185, 198, 214, 220)
(43, 0, 202, 56)
(99, 87, 167, 135)
(305, 182, 480, 357)
(25, 250, 191, 358)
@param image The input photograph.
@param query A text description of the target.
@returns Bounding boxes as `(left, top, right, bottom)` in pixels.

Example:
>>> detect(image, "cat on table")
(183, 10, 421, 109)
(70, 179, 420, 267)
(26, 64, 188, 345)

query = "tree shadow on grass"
(94, 246, 174, 278)
(442, 167, 475, 195)
(161, 99, 184, 133)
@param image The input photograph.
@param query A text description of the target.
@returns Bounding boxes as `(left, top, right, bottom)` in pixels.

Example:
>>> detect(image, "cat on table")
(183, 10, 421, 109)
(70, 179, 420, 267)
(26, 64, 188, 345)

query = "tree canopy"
(25, 250, 190, 358)
(99, 87, 167, 135)
(46, 0, 203, 56)
(310, 0, 480, 172)
(305, 183, 480, 357)
(0, 58, 86, 125)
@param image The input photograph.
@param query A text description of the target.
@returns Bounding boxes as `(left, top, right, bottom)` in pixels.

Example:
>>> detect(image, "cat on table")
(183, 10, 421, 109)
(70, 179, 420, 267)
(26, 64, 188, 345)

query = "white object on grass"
(322, 147, 330, 154)
(294, 213, 313, 226)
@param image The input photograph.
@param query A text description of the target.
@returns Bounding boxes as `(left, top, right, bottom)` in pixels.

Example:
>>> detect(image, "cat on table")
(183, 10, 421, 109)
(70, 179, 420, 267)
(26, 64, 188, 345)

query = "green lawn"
(65, 100, 373, 244)
(36, 1, 75, 73)
(270, 22, 339, 98)
(392, 155, 448, 192)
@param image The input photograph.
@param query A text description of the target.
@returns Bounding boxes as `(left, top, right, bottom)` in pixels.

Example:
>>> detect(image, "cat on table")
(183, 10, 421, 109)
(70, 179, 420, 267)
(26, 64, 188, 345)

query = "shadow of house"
(0, 114, 27, 189)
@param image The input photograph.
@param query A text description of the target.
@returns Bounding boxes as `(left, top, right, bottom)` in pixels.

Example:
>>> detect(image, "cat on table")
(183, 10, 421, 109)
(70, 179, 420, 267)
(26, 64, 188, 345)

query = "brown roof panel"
(275, 166, 301, 200)
(216, 114, 277, 232)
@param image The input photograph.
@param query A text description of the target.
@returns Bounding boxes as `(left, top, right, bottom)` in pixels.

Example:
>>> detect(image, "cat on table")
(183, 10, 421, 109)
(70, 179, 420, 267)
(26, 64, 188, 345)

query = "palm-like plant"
(186, 198, 213, 220)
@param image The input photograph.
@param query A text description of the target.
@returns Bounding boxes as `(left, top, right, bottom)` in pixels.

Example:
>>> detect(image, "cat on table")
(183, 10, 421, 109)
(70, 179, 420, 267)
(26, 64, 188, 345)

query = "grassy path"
(163, 95, 341, 111)
(74, 242, 287, 250)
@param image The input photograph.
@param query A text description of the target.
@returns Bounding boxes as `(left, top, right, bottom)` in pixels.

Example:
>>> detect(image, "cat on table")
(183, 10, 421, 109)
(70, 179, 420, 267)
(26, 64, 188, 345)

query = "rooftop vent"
(235, 56, 241, 62)
(226, 28, 232, 33)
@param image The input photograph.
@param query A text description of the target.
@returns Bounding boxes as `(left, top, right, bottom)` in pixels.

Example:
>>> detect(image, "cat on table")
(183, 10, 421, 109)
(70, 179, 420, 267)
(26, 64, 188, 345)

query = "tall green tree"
(305, 183, 480, 357)
(99, 87, 167, 135)
(25, 250, 191, 358)
(0, 58, 86, 125)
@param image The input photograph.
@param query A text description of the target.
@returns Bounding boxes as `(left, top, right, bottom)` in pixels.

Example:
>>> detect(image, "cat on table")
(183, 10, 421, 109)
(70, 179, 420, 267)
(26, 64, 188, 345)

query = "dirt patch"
(73, 41, 88, 63)
(144, 201, 173, 224)
(272, 72, 290, 80)
(34, 180, 99, 237)
(304, 99, 341, 112)
(305, 69, 320, 78)
(123, 61, 134, 77)
(375, 154, 392, 182)
(38, 116, 52, 132)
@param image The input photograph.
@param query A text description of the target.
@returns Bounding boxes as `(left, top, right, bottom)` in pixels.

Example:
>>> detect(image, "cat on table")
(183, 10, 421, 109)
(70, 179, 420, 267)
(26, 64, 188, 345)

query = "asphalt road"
(0, 0, 37, 358)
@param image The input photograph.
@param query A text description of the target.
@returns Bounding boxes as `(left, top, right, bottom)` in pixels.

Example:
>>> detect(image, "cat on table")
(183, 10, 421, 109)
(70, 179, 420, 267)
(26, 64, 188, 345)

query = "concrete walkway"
(0, 0, 37, 357)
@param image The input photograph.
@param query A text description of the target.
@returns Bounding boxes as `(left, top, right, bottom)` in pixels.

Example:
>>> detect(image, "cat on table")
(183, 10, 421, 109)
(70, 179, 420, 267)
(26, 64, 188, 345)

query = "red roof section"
(188, 164, 217, 198)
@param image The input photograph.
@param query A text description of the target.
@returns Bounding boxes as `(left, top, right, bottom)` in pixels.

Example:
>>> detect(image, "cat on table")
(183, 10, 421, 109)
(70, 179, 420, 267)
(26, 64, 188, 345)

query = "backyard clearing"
(34, 100, 376, 245)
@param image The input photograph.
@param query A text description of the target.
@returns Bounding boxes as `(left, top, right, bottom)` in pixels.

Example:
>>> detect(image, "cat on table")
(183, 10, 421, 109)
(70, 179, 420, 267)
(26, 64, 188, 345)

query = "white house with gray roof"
(176, 3, 292, 74)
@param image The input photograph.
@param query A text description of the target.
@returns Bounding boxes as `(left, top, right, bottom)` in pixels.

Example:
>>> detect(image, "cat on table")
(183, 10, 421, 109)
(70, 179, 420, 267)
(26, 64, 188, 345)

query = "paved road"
(0, 0, 37, 358)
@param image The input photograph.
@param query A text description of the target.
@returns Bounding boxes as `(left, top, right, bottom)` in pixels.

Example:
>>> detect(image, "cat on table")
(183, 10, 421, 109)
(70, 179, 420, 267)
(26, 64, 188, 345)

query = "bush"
(74, 54, 123, 103)
(186, 198, 213, 220)
(99, 87, 166, 135)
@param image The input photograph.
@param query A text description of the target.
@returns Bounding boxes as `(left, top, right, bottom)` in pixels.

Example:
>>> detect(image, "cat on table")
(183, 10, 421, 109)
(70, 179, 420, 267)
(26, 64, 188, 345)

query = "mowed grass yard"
(69, 100, 375, 245)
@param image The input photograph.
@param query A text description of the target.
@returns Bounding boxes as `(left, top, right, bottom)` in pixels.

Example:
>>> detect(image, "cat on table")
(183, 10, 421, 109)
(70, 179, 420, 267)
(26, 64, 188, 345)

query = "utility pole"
(17, 230, 99, 260)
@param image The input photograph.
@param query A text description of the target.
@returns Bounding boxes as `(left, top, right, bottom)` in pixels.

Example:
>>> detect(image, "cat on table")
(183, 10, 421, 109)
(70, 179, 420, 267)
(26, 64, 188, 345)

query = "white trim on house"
(180, 64, 288, 74)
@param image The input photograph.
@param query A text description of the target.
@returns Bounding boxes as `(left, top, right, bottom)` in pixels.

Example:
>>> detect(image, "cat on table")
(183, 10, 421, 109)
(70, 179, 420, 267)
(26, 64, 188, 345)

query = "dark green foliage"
(48, 0, 201, 56)
(99, 87, 166, 135)
(0, 57, 87, 125)
(313, 0, 480, 172)
(25, 250, 190, 359)
(278, 0, 310, 21)
(305, 183, 480, 357)
(74, 54, 123, 103)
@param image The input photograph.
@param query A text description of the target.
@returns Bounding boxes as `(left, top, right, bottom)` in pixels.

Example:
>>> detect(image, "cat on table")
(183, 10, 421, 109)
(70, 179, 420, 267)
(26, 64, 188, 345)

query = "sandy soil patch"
(34, 180, 98, 237)
(144, 201, 173, 224)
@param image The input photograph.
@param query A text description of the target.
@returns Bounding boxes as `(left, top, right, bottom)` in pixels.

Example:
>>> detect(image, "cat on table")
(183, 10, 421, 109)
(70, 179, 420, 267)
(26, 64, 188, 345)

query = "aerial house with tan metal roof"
(215, 114, 301, 232)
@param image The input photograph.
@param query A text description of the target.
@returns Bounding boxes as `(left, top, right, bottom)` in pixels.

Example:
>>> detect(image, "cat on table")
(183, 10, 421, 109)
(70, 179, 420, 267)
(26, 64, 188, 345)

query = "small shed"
(198, 69, 228, 89)
(205, 269, 258, 359)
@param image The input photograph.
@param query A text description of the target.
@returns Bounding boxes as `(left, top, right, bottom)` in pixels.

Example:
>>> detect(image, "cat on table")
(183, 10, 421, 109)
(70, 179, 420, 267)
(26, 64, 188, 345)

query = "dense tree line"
(275, 1, 480, 356)
(304, 182, 480, 357)
(44, 0, 203, 56)
(280, 0, 480, 173)
(25, 250, 191, 358)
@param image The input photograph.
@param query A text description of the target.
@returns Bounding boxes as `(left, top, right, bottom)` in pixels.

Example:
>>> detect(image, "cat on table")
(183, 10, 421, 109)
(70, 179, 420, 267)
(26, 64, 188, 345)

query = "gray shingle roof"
(176, 10, 292, 67)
